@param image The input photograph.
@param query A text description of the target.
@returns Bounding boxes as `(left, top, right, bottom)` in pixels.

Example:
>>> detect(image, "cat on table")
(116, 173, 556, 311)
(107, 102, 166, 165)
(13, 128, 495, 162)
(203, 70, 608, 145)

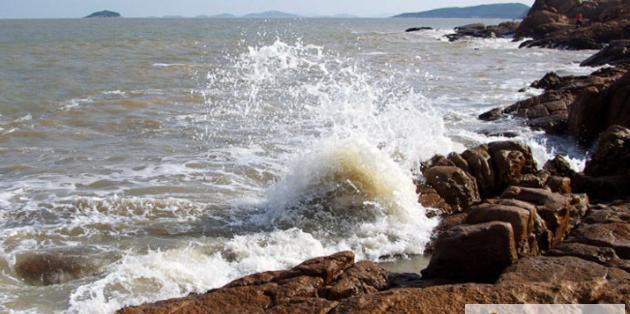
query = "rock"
(319, 261, 389, 300)
(573, 173, 630, 201)
(118, 252, 358, 314)
(570, 222, 630, 259)
(488, 141, 537, 188)
(423, 213, 468, 255)
(515, 0, 630, 50)
(543, 154, 575, 177)
(497, 255, 630, 306)
(405, 27, 433, 32)
(585, 125, 630, 177)
(331, 281, 599, 314)
(460, 145, 497, 198)
(446, 22, 519, 42)
(421, 222, 518, 282)
(465, 203, 536, 256)
(547, 242, 628, 270)
(85, 10, 121, 18)
(604, 72, 630, 131)
(423, 166, 481, 212)
(478, 107, 503, 121)
(546, 175, 572, 194)
(567, 86, 608, 143)
(501, 186, 572, 246)
(14, 248, 109, 286)
(480, 66, 629, 144)
(581, 40, 630, 66)
(416, 185, 453, 217)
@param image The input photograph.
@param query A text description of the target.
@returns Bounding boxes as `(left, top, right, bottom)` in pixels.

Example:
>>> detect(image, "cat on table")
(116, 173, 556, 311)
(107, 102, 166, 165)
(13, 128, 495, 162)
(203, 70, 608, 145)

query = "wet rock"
(501, 186, 573, 245)
(581, 40, 630, 66)
(478, 107, 503, 121)
(584, 125, 630, 177)
(465, 203, 536, 256)
(479, 67, 629, 142)
(423, 213, 468, 255)
(405, 27, 432, 32)
(446, 22, 519, 42)
(543, 154, 575, 177)
(416, 185, 453, 217)
(567, 86, 608, 143)
(488, 141, 537, 188)
(421, 221, 518, 282)
(423, 166, 481, 212)
(14, 248, 107, 286)
(460, 145, 497, 198)
(119, 252, 357, 314)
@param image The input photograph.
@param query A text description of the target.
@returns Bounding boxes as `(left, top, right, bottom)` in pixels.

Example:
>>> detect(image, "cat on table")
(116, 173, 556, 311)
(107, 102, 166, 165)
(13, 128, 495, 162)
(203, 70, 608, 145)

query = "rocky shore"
(117, 1, 630, 312)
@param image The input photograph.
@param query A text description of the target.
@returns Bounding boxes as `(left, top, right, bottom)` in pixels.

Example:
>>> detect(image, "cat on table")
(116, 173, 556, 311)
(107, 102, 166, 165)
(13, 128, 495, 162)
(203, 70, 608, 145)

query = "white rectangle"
(466, 304, 625, 314)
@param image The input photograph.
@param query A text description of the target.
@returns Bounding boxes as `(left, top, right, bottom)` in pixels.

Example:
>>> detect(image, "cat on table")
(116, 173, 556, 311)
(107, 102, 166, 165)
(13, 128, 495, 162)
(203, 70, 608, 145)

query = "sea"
(0, 17, 597, 313)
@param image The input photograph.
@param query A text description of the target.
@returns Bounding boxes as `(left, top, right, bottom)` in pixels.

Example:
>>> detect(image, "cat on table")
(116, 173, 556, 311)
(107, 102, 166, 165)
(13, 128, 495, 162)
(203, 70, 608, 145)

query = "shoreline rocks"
(515, 0, 630, 50)
(118, 136, 629, 312)
(479, 65, 629, 145)
(445, 22, 519, 41)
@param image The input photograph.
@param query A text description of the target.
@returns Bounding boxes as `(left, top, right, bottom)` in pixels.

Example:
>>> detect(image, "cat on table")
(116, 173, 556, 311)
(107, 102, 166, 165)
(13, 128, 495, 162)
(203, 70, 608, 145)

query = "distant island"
(394, 3, 530, 19)
(85, 10, 121, 18)
(244, 11, 300, 18)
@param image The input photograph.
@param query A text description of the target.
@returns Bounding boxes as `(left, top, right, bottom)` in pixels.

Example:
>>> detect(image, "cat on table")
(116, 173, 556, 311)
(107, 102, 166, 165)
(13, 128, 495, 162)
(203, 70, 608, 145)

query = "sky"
(0, 0, 534, 19)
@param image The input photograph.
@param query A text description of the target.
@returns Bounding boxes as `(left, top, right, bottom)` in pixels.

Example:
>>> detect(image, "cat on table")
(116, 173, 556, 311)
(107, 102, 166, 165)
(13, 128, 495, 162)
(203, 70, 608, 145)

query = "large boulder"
(487, 141, 537, 188)
(516, 0, 630, 50)
(14, 248, 110, 286)
(501, 186, 572, 246)
(465, 203, 536, 256)
(581, 40, 630, 66)
(421, 222, 518, 282)
(574, 125, 630, 200)
(584, 125, 630, 177)
(423, 166, 481, 212)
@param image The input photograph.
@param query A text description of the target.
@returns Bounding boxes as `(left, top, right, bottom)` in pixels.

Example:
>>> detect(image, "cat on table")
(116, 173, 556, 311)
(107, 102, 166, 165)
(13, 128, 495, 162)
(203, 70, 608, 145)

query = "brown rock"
(570, 222, 630, 259)
(546, 175, 571, 194)
(319, 261, 389, 300)
(501, 186, 571, 245)
(461, 145, 497, 197)
(488, 141, 537, 188)
(465, 203, 535, 256)
(543, 154, 575, 177)
(547, 242, 628, 270)
(416, 185, 453, 217)
(567, 86, 607, 144)
(423, 166, 481, 212)
(421, 222, 518, 282)
(14, 248, 108, 286)
(584, 125, 630, 177)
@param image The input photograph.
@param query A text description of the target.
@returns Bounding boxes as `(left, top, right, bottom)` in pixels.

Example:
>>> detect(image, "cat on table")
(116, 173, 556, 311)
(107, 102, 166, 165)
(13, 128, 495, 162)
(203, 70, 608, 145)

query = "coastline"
(117, 0, 630, 312)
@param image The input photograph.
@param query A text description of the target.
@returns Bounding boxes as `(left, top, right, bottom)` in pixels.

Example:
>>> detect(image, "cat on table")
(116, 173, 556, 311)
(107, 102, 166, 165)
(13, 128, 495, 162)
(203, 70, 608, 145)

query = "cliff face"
(516, 0, 630, 49)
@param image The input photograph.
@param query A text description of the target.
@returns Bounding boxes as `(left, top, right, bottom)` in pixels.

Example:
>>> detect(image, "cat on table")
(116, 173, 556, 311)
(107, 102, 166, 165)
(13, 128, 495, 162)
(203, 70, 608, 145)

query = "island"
(244, 11, 300, 18)
(85, 10, 121, 18)
(394, 3, 530, 19)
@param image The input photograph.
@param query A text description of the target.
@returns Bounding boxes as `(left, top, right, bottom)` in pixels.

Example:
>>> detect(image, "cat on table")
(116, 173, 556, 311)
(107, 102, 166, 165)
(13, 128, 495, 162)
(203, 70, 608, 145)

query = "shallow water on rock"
(0, 17, 596, 312)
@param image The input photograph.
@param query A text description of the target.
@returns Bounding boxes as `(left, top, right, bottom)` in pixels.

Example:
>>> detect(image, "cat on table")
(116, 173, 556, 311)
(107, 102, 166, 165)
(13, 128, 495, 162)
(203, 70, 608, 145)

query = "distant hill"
(244, 11, 300, 18)
(85, 10, 121, 18)
(210, 13, 237, 18)
(393, 3, 530, 19)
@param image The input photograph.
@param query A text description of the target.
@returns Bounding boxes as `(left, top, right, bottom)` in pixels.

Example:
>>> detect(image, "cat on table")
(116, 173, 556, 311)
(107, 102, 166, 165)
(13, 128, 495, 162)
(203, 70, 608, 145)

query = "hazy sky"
(0, 0, 534, 18)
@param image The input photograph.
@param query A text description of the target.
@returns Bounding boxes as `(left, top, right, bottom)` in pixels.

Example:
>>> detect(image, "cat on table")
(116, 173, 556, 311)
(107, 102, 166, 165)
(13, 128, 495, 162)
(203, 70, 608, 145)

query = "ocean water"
(0, 18, 597, 313)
